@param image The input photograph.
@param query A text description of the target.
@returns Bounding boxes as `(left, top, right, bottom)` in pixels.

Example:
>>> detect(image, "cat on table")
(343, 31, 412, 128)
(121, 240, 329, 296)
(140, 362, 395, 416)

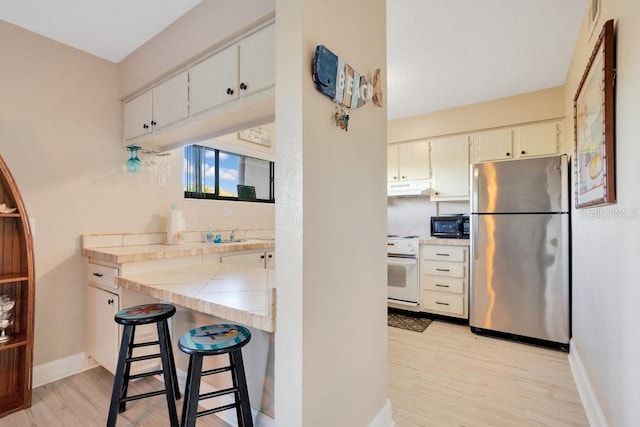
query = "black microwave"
(430, 215, 469, 239)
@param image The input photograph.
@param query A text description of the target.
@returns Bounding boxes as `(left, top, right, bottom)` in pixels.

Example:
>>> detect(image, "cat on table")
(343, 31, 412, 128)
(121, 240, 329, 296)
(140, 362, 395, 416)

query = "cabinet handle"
(107, 299, 114, 305)
(521, 150, 526, 155)
(435, 284, 450, 288)
(401, 175, 407, 179)
(143, 124, 149, 129)
(260, 255, 265, 259)
(92, 272, 104, 277)
(436, 268, 450, 272)
(226, 88, 234, 95)
(151, 120, 157, 126)
(268, 254, 273, 258)
(506, 152, 511, 156)
(435, 253, 449, 256)
(240, 82, 248, 90)
(435, 301, 450, 306)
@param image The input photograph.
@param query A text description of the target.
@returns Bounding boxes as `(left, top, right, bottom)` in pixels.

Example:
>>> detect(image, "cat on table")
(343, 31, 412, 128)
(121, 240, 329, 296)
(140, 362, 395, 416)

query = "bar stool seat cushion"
(115, 303, 176, 325)
(179, 324, 251, 355)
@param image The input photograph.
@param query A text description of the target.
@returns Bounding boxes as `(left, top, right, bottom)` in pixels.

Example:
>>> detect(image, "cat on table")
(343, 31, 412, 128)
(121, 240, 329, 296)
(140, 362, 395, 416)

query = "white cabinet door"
(190, 46, 240, 115)
(430, 134, 469, 200)
(151, 72, 189, 131)
(87, 285, 119, 374)
(394, 141, 430, 181)
(123, 73, 188, 140)
(123, 91, 153, 140)
(221, 251, 266, 268)
(473, 128, 514, 162)
(239, 24, 275, 97)
(515, 121, 562, 158)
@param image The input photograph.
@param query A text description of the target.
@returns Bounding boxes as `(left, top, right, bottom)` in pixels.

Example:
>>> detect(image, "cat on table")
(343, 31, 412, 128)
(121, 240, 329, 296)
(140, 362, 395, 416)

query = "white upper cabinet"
(388, 141, 431, 182)
(239, 24, 275, 97)
(189, 46, 239, 115)
(123, 91, 152, 140)
(123, 72, 189, 141)
(152, 72, 189, 130)
(190, 24, 275, 116)
(472, 128, 514, 163)
(515, 121, 563, 158)
(430, 134, 470, 200)
(122, 23, 275, 148)
(472, 121, 563, 163)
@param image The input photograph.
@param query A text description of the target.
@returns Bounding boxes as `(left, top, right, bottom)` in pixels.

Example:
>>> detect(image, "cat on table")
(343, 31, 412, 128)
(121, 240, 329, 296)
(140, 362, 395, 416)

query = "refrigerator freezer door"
(471, 155, 568, 214)
(470, 213, 569, 344)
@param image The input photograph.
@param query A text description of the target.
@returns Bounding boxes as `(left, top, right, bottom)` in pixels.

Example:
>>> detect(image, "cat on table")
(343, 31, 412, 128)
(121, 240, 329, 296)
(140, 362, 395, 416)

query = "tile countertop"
(83, 240, 275, 264)
(419, 237, 470, 247)
(116, 262, 276, 333)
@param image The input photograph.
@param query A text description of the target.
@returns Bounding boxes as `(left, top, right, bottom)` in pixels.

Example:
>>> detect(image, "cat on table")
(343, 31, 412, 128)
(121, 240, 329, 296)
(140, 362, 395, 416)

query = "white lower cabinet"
(86, 284, 119, 374)
(420, 245, 469, 319)
(220, 250, 275, 269)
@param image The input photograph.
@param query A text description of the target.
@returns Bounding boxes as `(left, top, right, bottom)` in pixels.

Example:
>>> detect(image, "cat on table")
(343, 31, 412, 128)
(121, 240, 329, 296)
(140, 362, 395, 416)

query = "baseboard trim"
(33, 352, 97, 388)
(369, 398, 395, 427)
(568, 338, 608, 426)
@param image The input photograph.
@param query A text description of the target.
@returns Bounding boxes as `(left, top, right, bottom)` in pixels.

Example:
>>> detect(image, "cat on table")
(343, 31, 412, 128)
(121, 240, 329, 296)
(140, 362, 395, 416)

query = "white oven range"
(387, 235, 420, 310)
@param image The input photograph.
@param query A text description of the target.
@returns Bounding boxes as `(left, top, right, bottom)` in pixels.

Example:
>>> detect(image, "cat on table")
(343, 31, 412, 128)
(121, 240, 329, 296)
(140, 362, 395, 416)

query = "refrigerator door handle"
(471, 165, 479, 213)
(472, 218, 479, 260)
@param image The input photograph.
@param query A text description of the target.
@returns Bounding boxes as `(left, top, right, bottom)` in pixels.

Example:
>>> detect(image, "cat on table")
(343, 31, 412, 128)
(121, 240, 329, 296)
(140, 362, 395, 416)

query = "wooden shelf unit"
(0, 155, 35, 418)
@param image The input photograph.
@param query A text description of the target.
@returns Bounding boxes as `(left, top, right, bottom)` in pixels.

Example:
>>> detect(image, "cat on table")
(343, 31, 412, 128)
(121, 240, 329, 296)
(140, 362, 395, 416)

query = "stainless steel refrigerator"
(469, 154, 570, 348)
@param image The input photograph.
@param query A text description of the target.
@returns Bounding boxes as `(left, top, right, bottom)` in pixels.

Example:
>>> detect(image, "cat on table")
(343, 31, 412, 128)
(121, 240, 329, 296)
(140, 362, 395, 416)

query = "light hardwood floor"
(2, 320, 588, 426)
(388, 320, 589, 426)
(0, 367, 231, 427)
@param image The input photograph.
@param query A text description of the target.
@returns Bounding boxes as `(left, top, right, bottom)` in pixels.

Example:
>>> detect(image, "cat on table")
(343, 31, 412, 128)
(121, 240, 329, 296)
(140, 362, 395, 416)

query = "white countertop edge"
(117, 276, 276, 333)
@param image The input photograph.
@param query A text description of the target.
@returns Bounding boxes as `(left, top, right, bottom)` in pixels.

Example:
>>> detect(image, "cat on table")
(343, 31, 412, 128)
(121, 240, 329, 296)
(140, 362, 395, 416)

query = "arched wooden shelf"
(0, 155, 35, 417)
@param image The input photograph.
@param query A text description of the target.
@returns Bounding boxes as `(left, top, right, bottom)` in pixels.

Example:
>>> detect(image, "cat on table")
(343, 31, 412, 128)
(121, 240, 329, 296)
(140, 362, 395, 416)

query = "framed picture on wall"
(574, 19, 616, 209)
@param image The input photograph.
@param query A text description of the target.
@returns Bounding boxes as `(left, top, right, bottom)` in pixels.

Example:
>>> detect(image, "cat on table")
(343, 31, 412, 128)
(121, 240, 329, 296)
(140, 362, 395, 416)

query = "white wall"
(565, 1, 640, 425)
(275, 0, 389, 424)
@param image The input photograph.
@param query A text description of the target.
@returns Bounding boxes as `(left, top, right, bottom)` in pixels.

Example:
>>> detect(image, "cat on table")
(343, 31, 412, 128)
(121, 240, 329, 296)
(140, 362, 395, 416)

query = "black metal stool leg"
(230, 349, 253, 427)
(118, 324, 137, 413)
(181, 354, 203, 427)
(107, 324, 134, 427)
(161, 319, 181, 399)
(157, 321, 179, 426)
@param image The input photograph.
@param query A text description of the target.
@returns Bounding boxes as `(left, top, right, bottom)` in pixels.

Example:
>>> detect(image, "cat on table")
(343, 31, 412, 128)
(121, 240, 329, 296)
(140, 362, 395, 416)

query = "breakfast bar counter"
(116, 262, 276, 333)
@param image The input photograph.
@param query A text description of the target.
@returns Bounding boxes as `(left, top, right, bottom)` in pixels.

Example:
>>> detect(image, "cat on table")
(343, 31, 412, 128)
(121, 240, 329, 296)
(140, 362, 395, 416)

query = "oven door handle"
(387, 258, 418, 266)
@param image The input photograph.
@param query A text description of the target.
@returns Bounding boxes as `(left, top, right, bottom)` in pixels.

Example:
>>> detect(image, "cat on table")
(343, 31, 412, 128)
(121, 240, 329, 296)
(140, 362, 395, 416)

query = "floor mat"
(388, 311, 433, 332)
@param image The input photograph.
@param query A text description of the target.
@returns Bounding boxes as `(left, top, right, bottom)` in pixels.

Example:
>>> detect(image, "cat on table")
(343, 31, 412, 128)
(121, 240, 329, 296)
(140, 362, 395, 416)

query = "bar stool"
(107, 303, 181, 427)
(178, 323, 253, 427)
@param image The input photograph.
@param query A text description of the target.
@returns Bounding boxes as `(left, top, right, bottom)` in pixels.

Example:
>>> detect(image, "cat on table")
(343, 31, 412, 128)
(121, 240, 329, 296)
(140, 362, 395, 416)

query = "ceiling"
(0, 0, 587, 120)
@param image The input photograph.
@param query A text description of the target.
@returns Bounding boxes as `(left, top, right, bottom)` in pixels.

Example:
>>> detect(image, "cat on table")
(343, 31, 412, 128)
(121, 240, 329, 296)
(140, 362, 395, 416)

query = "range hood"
(387, 180, 431, 197)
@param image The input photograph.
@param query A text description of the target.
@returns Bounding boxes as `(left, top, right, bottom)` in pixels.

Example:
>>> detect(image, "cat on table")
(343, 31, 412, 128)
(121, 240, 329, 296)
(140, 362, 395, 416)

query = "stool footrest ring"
(199, 386, 238, 401)
(132, 340, 160, 349)
(197, 403, 239, 418)
(120, 389, 168, 404)
(126, 352, 162, 363)
(128, 369, 163, 381)
(201, 365, 232, 376)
